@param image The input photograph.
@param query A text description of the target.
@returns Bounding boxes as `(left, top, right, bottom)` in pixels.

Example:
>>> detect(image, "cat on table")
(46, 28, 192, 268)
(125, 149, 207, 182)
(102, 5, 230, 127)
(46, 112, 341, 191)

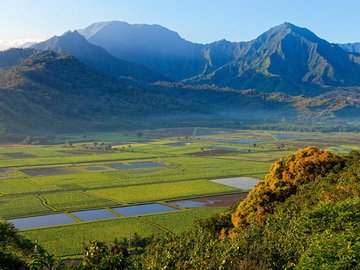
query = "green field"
(22, 208, 225, 257)
(1, 128, 359, 257)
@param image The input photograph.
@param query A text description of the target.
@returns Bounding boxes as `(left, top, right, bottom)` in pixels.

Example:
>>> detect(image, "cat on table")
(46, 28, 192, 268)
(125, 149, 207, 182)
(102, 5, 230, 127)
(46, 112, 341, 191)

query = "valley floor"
(0, 128, 359, 257)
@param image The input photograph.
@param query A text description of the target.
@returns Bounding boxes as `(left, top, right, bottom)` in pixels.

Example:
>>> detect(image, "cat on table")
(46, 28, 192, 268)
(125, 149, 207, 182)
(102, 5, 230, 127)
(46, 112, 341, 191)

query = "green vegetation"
(0, 222, 37, 269)
(138, 148, 360, 270)
(88, 180, 237, 204)
(40, 191, 116, 211)
(0, 195, 49, 218)
(138, 208, 225, 234)
(0, 129, 359, 269)
(21, 208, 225, 258)
(23, 218, 162, 257)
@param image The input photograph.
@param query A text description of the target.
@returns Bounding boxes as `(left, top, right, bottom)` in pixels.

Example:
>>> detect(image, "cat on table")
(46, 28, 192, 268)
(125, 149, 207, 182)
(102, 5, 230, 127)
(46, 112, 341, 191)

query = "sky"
(0, 0, 360, 50)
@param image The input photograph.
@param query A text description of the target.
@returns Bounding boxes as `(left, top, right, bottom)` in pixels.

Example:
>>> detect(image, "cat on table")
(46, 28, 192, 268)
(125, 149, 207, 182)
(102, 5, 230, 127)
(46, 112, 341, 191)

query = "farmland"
(1, 128, 359, 258)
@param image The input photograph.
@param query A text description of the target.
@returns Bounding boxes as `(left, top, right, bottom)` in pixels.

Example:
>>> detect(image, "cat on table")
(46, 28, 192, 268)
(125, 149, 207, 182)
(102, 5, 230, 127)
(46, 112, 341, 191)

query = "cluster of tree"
(81, 142, 112, 151)
(1, 148, 359, 269)
(64, 141, 74, 148)
(231, 146, 345, 228)
(22, 136, 50, 145)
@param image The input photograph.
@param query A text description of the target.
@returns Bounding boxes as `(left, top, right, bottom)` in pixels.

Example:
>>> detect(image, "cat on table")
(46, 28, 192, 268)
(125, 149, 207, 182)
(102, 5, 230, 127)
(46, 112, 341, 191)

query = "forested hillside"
(0, 49, 207, 137)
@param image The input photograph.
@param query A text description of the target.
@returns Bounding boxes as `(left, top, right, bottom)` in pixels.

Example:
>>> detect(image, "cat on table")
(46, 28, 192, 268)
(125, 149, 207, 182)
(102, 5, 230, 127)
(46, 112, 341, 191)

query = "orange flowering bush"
(232, 146, 344, 229)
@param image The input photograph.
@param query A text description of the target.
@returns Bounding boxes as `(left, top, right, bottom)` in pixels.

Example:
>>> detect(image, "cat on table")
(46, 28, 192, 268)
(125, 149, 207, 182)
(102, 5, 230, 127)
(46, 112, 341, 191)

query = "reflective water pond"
(170, 200, 205, 208)
(273, 134, 300, 140)
(3, 152, 36, 159)
(169, 193, 248, 208)
(8, 213, 76, 230)
(165, 142, 187, 146)
(71, 209, 117, 221)
(112, 203, 177, 217)
(211, 177, 260, 190)
(86, 166, 112, 171)
(21, 167, 73, 176)
(217, 139, 264, 145)
(110, 162, 165, 170)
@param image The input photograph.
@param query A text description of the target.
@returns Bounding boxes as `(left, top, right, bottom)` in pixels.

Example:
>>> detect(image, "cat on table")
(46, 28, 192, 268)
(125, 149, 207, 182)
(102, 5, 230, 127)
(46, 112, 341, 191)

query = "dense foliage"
(232, 146, 344, 228)
(0, 222, 36, 269)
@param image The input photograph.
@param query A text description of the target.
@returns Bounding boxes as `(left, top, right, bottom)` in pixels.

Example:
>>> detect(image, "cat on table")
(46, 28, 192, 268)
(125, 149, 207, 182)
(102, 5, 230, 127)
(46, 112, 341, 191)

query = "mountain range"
(0, 21, 359, 139)
(32, 21, 360, 96)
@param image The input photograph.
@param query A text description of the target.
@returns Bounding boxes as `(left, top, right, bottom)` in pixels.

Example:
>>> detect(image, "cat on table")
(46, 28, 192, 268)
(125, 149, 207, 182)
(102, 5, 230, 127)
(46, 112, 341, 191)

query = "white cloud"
(0, 38, 45, 51)
(0, 26, 49, 50)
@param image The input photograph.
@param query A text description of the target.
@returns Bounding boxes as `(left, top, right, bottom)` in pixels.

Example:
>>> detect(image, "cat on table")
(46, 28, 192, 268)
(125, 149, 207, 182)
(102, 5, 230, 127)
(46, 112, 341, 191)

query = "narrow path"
(35, 194, 58, 211)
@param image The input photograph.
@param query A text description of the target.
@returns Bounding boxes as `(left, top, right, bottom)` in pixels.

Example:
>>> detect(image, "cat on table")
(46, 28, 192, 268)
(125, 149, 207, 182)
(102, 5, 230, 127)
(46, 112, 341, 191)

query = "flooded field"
(71, 209, 117, 221)
(3, 152, 37, 159)
(169, 193, 248, 208)
(211, 177, 260, 190)
(21, 167, 74, 176)
(217, 139, 264, 145)
(165, 142, 187, 146)
(110, 162, 165, 170)
(273, 134, 300, 140)
(86, 166, 112, 171)
(8, 213, 76, 230)
(190, 149, 241, 156)
(113, 203, 177, 217)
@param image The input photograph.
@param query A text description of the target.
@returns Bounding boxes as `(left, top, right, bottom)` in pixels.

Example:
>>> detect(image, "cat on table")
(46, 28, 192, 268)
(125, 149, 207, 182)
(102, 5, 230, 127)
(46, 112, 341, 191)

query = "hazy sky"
(0, 0, 359, 49)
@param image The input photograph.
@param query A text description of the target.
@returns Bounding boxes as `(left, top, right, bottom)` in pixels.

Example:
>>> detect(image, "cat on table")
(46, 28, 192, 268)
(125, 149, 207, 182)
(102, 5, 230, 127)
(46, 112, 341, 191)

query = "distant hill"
(31, 30, 167, 82)
(0, 49, 206, 136)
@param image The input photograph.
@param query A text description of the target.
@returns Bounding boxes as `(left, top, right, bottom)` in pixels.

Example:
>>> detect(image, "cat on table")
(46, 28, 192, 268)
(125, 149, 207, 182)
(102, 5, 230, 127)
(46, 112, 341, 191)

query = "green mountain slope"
(0, 50, 206, 136)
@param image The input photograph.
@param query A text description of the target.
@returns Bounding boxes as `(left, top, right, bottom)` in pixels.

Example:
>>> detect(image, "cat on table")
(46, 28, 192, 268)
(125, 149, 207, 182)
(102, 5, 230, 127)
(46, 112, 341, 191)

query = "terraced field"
(1, 128, 359, 257)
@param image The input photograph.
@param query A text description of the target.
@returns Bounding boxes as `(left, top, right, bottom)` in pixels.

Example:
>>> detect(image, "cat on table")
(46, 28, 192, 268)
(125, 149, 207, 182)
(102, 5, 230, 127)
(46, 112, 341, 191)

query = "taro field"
(0, 128, 359, 257)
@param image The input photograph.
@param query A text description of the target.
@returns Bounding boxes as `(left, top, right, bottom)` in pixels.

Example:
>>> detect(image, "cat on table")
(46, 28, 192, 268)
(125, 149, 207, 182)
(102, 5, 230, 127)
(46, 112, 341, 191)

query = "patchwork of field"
(1, 128, 359, 257)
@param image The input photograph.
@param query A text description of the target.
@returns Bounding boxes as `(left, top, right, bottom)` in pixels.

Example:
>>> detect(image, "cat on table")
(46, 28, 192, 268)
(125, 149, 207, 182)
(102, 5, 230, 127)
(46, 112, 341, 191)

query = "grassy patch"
(88, 180, 238, 204)
(139, 207, 226, 234)
(41, 191, 117, 211)
(0, 195, 50, 218)
(23, 218, 163, 257)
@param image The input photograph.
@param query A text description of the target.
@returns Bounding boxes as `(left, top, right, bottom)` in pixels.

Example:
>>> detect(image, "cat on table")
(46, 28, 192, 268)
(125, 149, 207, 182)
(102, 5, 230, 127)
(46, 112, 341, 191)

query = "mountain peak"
(31, 29, 167, 82)
(268, 22, 308, 35)
(279, 22, 296, 29)
(61, 30, 83, 38)
(255, 22, 324, 46)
